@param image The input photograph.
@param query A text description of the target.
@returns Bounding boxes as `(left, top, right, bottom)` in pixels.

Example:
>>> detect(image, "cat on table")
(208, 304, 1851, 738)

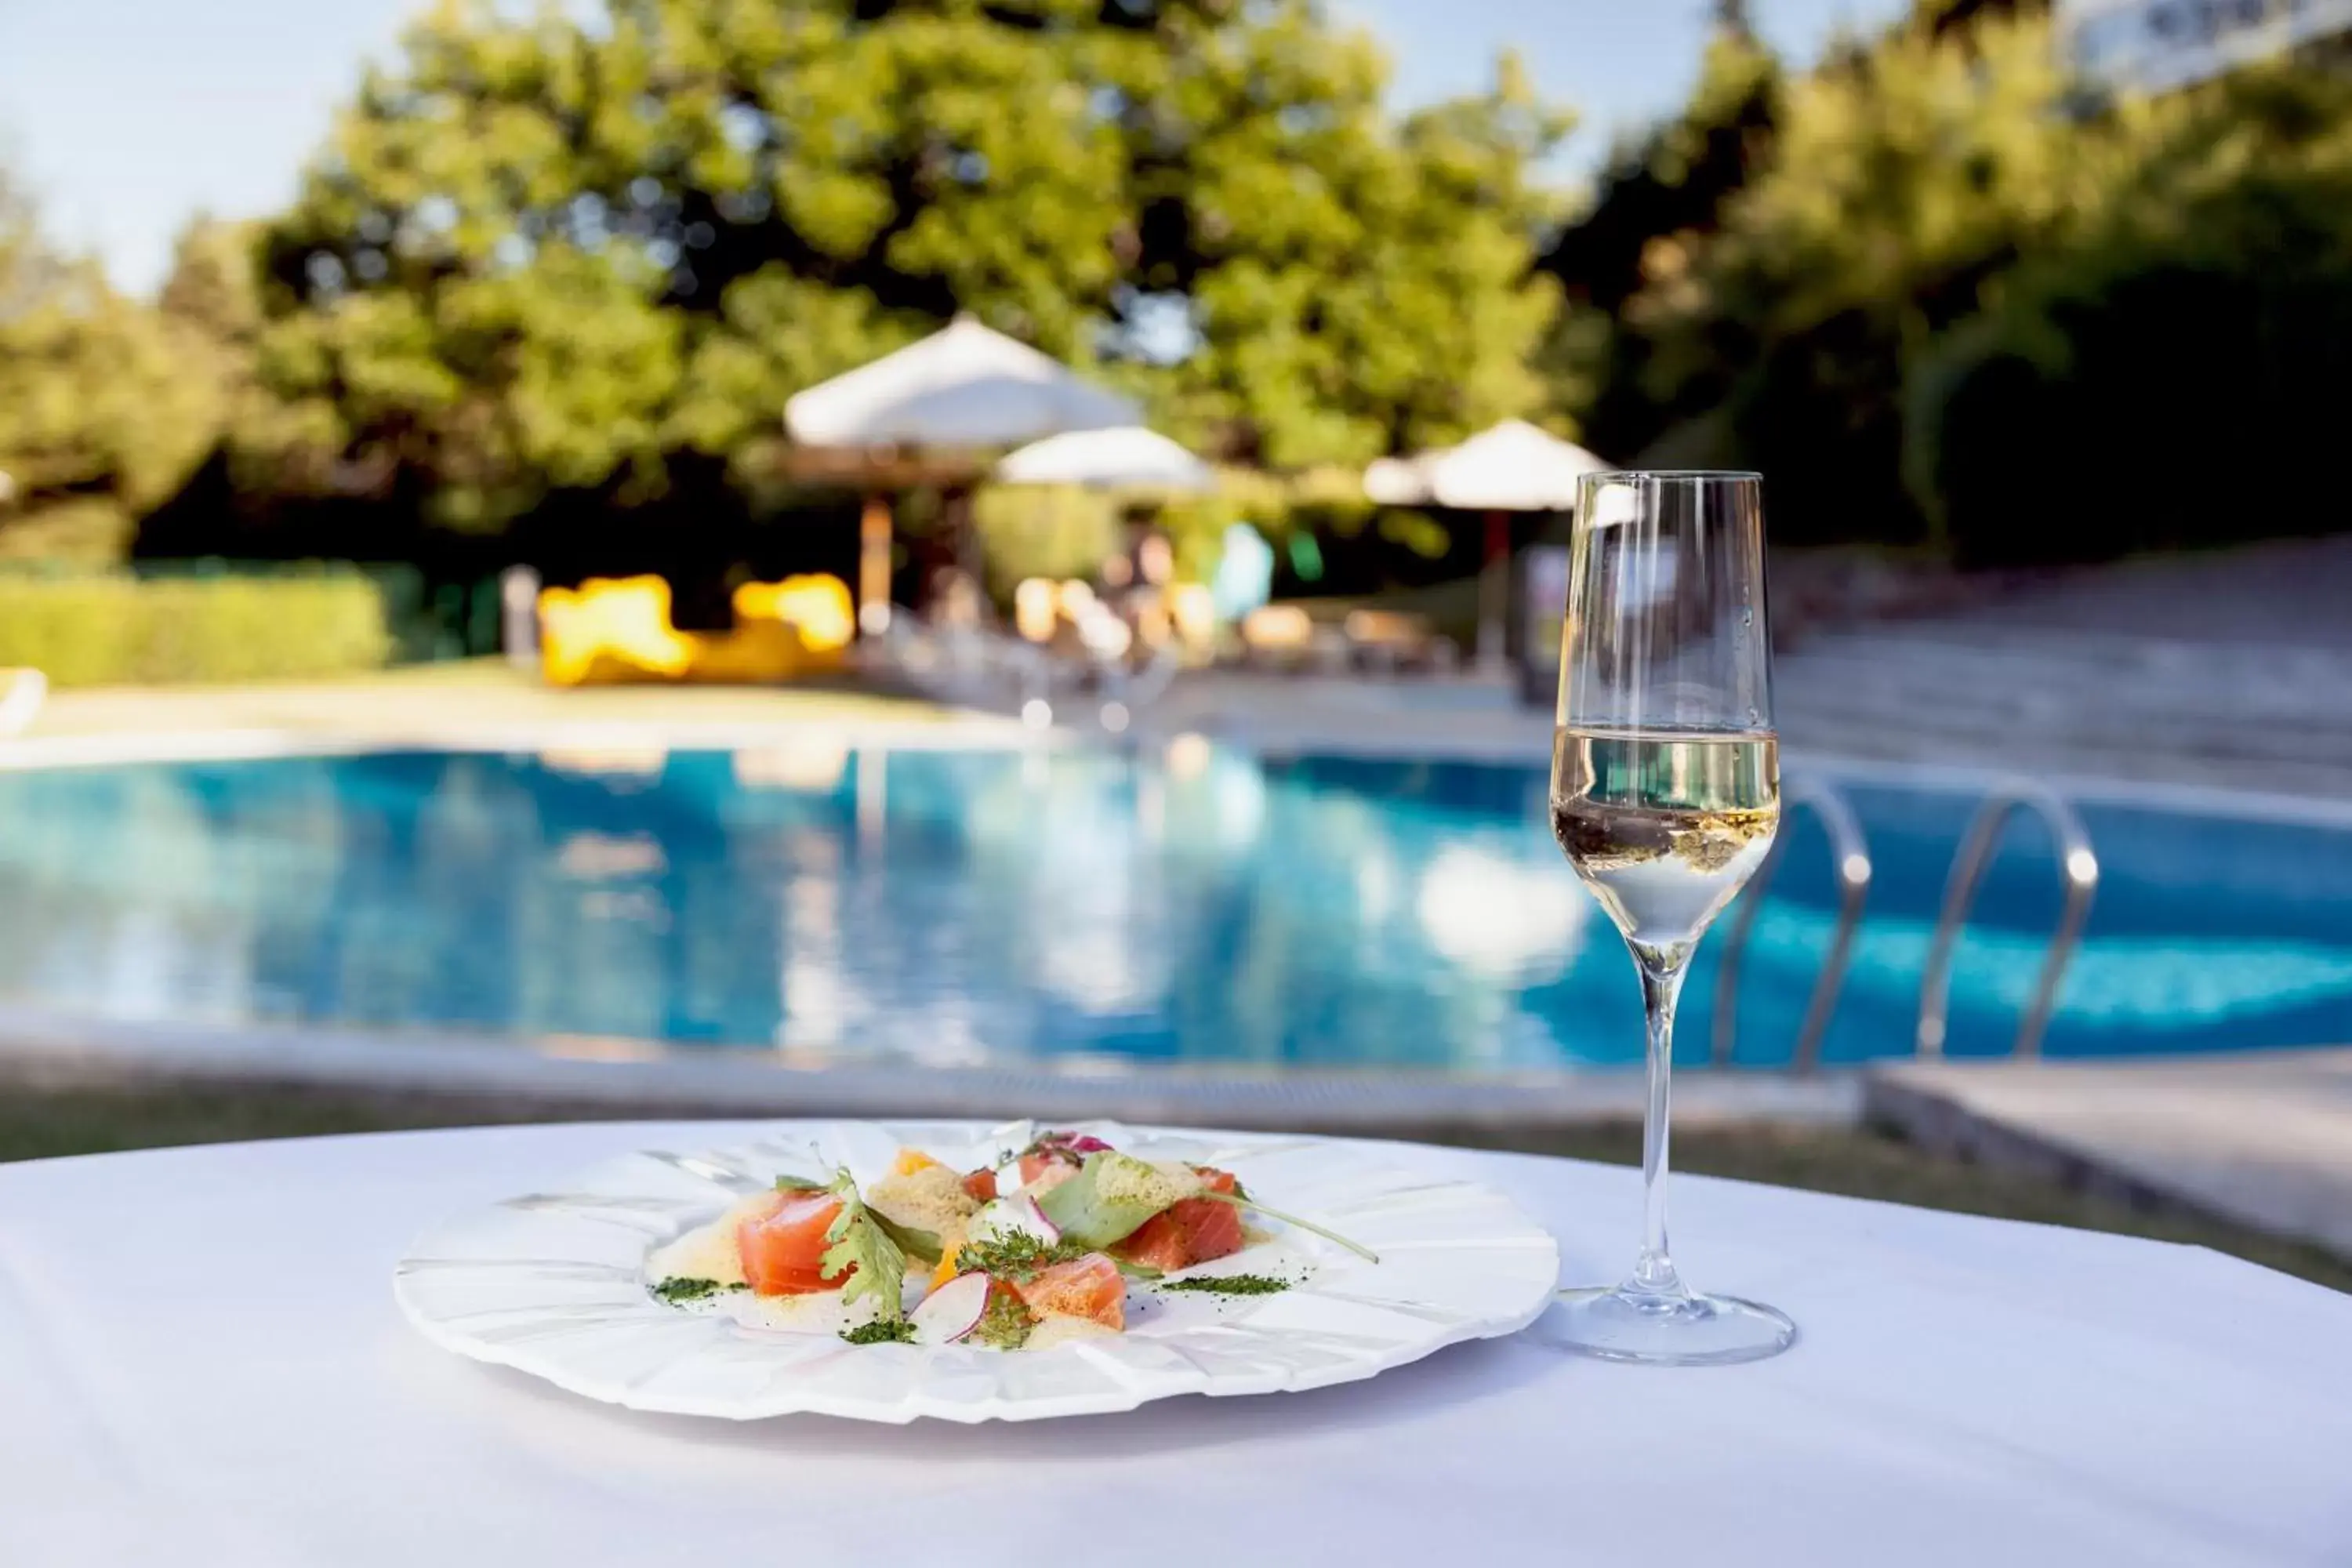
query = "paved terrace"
(1869, 1051, 2352, 1261)
(1152, 535, 2352, 800)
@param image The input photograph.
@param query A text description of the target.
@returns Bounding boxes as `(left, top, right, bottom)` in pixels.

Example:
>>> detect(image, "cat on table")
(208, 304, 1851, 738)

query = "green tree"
(1908, 67, 2352, 562)
(1597, 11, 2089, 541)
(159, 216, 346, 499)
(253, 0, 1570, 530)
(0, 173, 219, 561)
(1537, 16, 1780, 458)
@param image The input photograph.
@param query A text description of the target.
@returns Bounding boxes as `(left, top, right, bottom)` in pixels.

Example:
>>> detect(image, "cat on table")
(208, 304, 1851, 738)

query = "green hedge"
(0, 570, 393, 688)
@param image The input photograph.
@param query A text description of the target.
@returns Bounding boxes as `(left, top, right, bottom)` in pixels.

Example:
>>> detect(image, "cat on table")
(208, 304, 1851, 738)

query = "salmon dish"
(641, 1128, 1375, 1351)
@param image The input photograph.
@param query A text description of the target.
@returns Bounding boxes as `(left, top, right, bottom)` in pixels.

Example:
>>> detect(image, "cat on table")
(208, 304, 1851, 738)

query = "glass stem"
(1630, 946, 1690, 1299)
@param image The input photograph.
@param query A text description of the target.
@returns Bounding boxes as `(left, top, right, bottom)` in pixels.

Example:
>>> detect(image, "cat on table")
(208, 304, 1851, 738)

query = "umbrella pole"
(858, 493, 893, 637)
(1477, 508, 1509, 672)
(946, 484, 980, 601)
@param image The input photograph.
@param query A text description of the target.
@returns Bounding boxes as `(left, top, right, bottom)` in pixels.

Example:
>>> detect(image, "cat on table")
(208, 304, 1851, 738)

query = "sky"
(0, 0, 1907, 296)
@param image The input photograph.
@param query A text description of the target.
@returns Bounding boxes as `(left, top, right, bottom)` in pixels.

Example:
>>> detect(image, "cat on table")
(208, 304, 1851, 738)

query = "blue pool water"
(0, 744, 2347, 1071)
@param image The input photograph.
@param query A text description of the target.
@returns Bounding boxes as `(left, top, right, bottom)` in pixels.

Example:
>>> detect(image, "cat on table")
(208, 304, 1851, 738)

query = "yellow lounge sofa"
(539, 574, 855, 687)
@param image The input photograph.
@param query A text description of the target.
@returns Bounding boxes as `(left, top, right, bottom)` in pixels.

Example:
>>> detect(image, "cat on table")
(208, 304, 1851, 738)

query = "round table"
(1, 1121, 2345, 1566)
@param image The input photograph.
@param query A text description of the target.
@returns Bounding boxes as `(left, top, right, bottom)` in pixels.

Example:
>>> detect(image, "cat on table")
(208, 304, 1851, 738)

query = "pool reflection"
(0, 746, 2347, 1068)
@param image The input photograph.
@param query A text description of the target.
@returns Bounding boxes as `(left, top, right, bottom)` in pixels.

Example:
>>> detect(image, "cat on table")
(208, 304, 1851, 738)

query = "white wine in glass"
(1552, 730, 1779, 952)
(1546, 471, 1795, 1365)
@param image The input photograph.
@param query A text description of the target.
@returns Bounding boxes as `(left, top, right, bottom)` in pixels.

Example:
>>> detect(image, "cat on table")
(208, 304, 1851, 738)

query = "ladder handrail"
(1711, 775, 1872, 1072)
(1914, 782, 2099, 1061)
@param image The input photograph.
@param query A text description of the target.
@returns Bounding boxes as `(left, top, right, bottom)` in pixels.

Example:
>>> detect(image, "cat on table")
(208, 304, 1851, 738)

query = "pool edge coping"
(0, 713, 1053, 773)
(13, 712, 2352, 829)
(0, 1004, 1864, 1131)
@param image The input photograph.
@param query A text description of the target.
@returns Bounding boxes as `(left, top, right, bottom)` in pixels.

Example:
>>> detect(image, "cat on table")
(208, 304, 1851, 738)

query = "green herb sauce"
(840, 1317, 919, 1346)
(1158, 1274, 1293, 1297)
(972, 1289, 1036, 1350)
(652, 1276, 745, 1304)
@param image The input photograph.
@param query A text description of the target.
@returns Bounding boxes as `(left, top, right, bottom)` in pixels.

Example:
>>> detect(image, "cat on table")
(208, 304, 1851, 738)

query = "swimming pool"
(0, 742, 2346, 1071)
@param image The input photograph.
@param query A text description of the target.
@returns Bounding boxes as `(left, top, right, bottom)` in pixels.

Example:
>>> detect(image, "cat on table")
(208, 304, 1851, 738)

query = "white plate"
(394, 1120, 1561, 1424)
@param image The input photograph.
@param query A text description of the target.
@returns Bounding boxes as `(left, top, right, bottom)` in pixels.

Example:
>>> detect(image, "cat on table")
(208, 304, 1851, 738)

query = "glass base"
(1544, 1283, 1797, 1367)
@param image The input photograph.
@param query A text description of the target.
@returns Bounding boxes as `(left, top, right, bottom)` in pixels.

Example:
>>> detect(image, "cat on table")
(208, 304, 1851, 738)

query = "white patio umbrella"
(786, 317, 1147, 634)
(1363, 420, 1609, 670)
(1361, 453, 1431, 506)
(786, 315, 1142, 448)
(1421, 419, 1609, 512)
(995, 426, 1213, 492)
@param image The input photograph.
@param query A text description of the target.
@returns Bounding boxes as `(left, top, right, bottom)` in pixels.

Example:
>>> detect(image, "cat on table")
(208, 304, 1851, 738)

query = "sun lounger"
(0, 667, 45, 736)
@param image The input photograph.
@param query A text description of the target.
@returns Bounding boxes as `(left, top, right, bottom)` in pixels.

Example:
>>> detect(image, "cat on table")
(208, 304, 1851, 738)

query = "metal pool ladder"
(1915, 781, 2100, 1062)
(1711, 775, 1872, 1071)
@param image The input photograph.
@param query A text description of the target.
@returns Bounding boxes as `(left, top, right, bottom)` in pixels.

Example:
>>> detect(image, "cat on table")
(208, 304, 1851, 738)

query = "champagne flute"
(1548, 470, 1795, 1365)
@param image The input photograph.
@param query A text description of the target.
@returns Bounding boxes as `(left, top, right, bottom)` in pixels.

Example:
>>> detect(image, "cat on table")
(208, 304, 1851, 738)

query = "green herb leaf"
(869, 1210, 944, 1267)
(773, 1173, 826, 1192)
(818, 1168, 908, 1318)
(955, 1231, 1086, 1283)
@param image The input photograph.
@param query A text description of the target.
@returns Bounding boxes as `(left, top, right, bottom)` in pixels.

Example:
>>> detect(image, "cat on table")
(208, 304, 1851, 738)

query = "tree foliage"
(1654, 13, 2091, 543)
(249, 0, 1571, 530)
(1540, 0, 2352, 561)
(0, 179, 221, 561)
(1537, 20, 1780, 457)
(1909, 67, 2352, 561)
(14, 0, 2345, 581)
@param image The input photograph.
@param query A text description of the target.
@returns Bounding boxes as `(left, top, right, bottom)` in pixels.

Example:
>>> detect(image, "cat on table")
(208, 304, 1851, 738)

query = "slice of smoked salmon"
(737, 1189, 849, 1296)
(1110, 1212, 1191, 1274)
(961, 1167, 998, 1203)
(1017, 1151, 1069, 1188)
(1021, 1160, 1078, 1198)
(1015, 1134, 1109, 1192)
(1011, 1253, 1126, 1330)
(1112, 1167, 1244, 1274)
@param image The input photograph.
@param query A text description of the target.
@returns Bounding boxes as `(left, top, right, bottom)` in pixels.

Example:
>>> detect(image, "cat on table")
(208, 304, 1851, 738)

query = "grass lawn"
(2, 1080, 2342, 1294)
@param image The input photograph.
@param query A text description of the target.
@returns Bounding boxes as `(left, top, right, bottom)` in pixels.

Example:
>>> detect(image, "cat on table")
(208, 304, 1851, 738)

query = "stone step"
(1775, 716, 2352, 798)
(1780, 641, 2352, 713)
(1775, 685, 2352, 742)
(1792, 624, 2352, 677)
(1774, 690, 2352, 768)
(1775, 634, 2352, 757)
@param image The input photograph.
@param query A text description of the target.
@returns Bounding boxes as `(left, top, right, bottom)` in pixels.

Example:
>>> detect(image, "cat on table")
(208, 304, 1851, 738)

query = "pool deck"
(9, 663, 1015, 757)
(1867, 1050, 2352, 1260)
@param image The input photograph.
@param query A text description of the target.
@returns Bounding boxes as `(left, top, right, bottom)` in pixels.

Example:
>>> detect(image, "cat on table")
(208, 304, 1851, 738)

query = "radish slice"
(1009, 1194, 1060, 1243)
(967, 1195, 1060, 1248)
(909, 1272, 992, 1345)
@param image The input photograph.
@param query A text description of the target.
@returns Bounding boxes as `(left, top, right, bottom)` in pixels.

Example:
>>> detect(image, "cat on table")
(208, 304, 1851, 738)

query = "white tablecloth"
(1, 1122, 2346, 1567)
